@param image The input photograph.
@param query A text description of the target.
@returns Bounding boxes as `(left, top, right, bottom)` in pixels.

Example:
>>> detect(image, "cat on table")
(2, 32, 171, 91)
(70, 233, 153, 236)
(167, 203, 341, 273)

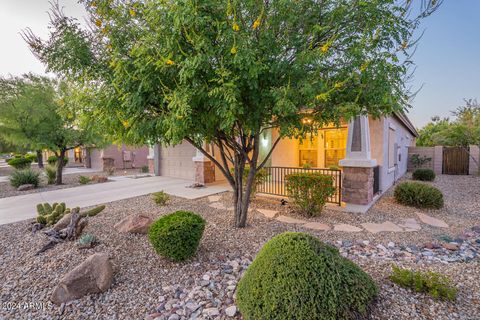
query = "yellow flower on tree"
(95, 19, 102, 27)
(129, 9, 136, 17)
(122, 120, 129, 128)
(232, 22, 240, 31)
(321, 43, 329, 53)
(334, 82, 344, 89)
(231, 46, 237, 54)
(315, 93, 329, 102)
(166, 59, 175, 65)
(252, 18, 261, 30)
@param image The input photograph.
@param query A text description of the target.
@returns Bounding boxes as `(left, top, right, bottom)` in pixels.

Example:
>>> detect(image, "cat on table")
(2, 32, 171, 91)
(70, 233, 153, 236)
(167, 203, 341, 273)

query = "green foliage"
(230, 166, 268, 196)
(78, 175, 91, 184)
(152, 191, 169, 206)
(81, 205, 106, 217)
(285, 173, 336, 216)
(140, 165, 149, 173)
(328, 165, 341, 170)
(412, 168, 436, 181)
(394, 182, 443, 209)
(410, 154, 432, 169)
(44, 165, 57, 184)
(36, 202, 71, 226)
(390, 265, 457, 301)
(47, 156, 69, 166)
(10, 169, 40, 188)
(7, 157, 32, 169)
(148, 211, 206, 261)
(236, 232, 378, 320)
(77, 233, 97, 246)
(24, 153, 38, 163)
(105, 167, 115, 176)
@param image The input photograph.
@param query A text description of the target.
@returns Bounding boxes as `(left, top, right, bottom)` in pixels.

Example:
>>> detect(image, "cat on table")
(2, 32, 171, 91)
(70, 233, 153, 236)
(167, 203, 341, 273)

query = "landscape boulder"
(17, 184, 35, 191)
(114, 214, 153, 234)
(51, 253, 113, 305)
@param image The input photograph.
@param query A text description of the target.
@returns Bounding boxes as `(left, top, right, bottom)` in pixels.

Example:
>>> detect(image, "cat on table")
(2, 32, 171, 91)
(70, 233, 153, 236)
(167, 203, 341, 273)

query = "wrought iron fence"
(257, 166, 342, 205)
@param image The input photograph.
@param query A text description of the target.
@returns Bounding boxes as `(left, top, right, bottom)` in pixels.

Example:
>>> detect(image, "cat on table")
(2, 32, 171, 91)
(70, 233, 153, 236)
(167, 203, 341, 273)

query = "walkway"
(0, 176, 229, 225)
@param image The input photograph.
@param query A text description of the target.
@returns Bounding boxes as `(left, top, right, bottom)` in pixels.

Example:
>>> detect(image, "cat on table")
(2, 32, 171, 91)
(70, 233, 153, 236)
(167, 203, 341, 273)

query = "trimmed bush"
(44, 165, 57, 184)
(394, 181, 443, 209)
(236, 232, 378, 320)
(152, 191, 169, 205)
(10, 169, 40, 188)
(78, 175, 91, 184)
(47, 156, 69, 166)
(140, 165, 149, 173)
(148, 211, 206, 261)
(390, 265, 457, 301)
(412, 168, 436, 181)
(7, 157, 32, 169)
(24, 153, 38, 163)
(285, 172, 336, 216)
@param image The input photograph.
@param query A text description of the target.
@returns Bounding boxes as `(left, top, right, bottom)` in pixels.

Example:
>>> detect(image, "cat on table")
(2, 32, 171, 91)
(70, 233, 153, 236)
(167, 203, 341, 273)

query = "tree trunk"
(36, 150, 44, 169)
(55, 149, 66, 185)
(232, 154, 257, 228)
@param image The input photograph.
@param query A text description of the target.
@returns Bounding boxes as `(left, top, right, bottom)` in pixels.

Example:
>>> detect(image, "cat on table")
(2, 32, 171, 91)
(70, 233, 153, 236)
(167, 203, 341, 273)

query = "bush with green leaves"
(412, 168, 436, 181)
(10, 169, 40, 188)
(44, 165, 57, 184)
(7, 157, 32, 169)
(390, 265, 457, 301)
(285, 173, 336, 216)
(148, 211, 206, 261)
(152, 191, 169, 205)
(236, 232, 378, 319)
(394, 181, 443, 209)
(230, 166, 268, 196)
(24, 153, 38, 163)
(140, 165, 149, 173)
(47, 155, 68, 166)
(78, 175, 91, 184)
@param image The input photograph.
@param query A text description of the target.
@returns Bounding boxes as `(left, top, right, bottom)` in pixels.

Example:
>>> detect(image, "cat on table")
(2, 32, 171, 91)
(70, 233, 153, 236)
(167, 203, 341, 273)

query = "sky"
(0, 0, 478, 129)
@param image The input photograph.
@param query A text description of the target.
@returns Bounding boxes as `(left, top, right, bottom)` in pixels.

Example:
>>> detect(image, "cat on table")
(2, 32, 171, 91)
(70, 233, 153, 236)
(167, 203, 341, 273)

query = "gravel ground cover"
(0, 175, 478, 320)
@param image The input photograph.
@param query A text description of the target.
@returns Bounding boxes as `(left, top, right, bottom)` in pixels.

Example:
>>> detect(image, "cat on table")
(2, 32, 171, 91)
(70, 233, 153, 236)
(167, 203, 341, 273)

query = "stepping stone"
(257, 208, 278, 219)
(208, 195, 222, 202)
(333, 224, 362, 232)
(302, 222, 330, 231)
(399, 218, 422, 232)
(209, 202, 227, 210)
(416, 212, 449, 228)
(276, 215, 306, 224)
(361, 221, 403, 233)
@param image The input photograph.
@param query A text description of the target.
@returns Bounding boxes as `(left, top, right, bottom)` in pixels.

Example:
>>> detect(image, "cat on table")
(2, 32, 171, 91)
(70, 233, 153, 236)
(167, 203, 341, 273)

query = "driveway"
(0, 176, 230, 225)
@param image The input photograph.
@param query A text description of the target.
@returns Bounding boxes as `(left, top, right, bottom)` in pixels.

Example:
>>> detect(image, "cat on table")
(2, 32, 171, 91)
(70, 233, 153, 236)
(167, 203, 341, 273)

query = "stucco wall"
(407, 147, 435, 171)
(89, 144, 149, 171)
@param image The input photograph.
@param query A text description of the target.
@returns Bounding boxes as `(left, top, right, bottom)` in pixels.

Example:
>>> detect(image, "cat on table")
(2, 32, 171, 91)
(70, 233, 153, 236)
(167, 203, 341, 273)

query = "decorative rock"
(275, 215, 306, 224)
(209, 202, 227, 210)
(416, 212, 449, 228)
(225, 305, 237, 317)
(51, 253, 113, 305)
(361, 221, 403, 233)
(17, 184, 35, 191)
(302, 222, 330, 231)
(114, 214, 153, 234)
(256, 208, 278, 219)
(203, 307, 220, 317)
(399, 218, 422, 231)
(208, 195, 221, 203)
(333, 224, 362, 232)
(443, 243, 460, 251)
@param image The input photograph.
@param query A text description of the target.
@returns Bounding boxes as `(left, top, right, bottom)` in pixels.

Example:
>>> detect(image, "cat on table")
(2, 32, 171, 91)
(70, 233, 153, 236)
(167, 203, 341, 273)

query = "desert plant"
(77, 233, 97, 247)
(285, 172, 336, 216)
(7, 157, 32, 169)
(390, 265, 457, 301)
(44, 165, 57, 184)
(80, 205, 106, 217)
(105, 167, 115, 176)
(410, 154, 432, 169)
(24, 153, 38, 163)
(47, 155, 68, 166)
(36, 202, 71, 225)
(236, 232, 378, 319)
(78, 175, 91, 184)
(148, 211, 206, 261)
(140, 165, 149, 173)
(394, 181, 444, 209)
(412, 168, 436, 181)
(10, 169, 40, 188)
(152, 191, 169, 206)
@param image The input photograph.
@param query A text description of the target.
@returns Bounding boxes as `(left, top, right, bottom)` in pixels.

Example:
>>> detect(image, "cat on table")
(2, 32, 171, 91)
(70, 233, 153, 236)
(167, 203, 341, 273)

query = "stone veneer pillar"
(339, 115, 377, 206)
(147, 146, 155, 174)
(193, 147, 215, 184)
(469, 145, 480, 175)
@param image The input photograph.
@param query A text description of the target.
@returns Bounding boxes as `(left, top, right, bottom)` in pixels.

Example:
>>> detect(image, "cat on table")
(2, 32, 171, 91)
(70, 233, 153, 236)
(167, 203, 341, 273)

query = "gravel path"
(0, 175, 478, 319)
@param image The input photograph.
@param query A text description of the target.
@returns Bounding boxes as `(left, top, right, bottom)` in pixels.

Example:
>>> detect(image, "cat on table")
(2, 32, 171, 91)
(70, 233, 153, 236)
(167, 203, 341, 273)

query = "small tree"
(25, 0, 441, 227)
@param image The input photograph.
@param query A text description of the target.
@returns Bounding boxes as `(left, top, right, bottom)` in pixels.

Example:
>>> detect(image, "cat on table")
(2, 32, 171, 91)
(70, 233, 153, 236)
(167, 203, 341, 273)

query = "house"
(148, 113, 418, 209)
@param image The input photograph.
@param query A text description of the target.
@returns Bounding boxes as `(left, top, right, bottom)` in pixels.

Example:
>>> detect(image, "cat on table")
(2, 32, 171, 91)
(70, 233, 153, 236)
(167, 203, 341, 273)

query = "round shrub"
(47, 156, 69, 166)
(412, 168, 436, 181)
(10, 169, 40, 188)
(236, 232, 378, 320)
(394, 181, 443, 209)
(24, 153, 38, 163)
(7, 157, 32, 169)
(148, 211, 206, 261)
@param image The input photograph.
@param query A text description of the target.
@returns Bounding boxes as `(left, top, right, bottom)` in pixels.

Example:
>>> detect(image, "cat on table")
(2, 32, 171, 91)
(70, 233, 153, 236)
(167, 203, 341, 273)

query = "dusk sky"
(0, 0, 478, 128)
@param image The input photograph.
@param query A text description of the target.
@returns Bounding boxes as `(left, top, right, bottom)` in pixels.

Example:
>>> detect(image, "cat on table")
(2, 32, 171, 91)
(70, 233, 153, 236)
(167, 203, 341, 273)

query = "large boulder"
(51, 253, 113, 305)
(114, 214, 153, 234)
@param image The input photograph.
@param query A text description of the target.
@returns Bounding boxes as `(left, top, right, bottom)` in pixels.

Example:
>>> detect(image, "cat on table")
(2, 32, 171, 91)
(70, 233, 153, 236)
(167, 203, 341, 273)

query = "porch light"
(261, 134, 269, 147)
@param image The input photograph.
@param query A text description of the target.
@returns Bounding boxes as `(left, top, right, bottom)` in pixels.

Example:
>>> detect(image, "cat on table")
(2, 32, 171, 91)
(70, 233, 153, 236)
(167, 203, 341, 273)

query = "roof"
(393, 111, 419, 137)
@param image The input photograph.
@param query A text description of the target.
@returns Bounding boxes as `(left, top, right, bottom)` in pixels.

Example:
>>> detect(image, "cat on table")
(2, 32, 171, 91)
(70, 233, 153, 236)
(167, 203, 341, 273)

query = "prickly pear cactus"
(36, 202, 71, 226)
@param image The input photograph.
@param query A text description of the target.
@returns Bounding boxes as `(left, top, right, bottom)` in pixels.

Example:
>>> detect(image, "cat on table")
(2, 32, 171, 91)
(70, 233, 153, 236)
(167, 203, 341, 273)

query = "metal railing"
(257, 166, 342, 205)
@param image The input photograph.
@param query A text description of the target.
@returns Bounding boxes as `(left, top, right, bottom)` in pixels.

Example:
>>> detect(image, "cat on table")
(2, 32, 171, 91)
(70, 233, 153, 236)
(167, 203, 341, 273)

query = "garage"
(159, 142, 196, 180)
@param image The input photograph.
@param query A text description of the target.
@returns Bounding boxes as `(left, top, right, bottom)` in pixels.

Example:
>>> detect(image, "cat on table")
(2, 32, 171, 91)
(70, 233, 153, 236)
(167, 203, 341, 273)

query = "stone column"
(339, 116, 377, 205)
(147, 146, 155, 174)
(193, 145, 215, 184)
(433, 146, 443, 175)
(469, 145, 479, 175)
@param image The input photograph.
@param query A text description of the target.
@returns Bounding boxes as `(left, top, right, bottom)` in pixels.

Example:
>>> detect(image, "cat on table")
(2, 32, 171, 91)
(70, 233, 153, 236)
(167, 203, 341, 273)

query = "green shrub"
(78, 175, 91, 184)
(394, 181, 443, 209)
(236, 232, 378, 320)
(148, 211, 206, 261)
(152, 191, 169, 205)
(10, 169, 40, 188)
(44, 165, 57, 184)
(412, 168, 436, 181)
(24, 153, 38, 163)
(7, 157, 32, 169)
(47, 156, 69, 166)
(140, 165, 149, 173)
(329, 164, 340, 170)
(390, 265, 457, 301)
(285, 172, 336, 216)
(230, 166, 268, 196)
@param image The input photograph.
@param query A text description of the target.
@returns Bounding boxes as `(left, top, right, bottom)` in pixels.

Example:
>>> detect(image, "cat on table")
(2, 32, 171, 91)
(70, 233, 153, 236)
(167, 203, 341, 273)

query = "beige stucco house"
(149, 113, 418, 209)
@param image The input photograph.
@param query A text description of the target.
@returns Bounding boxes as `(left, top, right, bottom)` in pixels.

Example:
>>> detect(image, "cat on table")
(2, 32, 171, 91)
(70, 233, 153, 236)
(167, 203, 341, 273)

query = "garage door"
(159, 142, 196, 180)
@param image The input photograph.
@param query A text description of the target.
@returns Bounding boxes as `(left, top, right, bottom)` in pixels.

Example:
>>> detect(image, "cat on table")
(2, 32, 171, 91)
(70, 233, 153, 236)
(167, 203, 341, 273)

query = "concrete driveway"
(0, 176, 230, 225)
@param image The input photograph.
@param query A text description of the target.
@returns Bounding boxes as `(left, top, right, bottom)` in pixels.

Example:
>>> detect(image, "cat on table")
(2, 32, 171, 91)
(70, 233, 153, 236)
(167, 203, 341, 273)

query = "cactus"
(80, 205, 106, 217)
(36, 202, 71, 226)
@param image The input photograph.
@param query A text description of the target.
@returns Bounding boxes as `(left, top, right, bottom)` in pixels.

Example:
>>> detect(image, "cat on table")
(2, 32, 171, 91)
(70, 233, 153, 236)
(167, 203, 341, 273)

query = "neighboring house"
(149, 113, 418, 209)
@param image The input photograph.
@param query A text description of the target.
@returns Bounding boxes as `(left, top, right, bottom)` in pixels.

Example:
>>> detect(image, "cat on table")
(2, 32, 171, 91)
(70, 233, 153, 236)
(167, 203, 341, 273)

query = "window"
(388, 127, 396, 168)
(299, 135, 318, 167)
(324, 128, 347, 167)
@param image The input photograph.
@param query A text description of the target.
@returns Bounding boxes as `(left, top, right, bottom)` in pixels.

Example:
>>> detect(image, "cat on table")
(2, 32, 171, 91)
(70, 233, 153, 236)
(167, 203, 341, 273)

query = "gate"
(443, 147, 469, 175)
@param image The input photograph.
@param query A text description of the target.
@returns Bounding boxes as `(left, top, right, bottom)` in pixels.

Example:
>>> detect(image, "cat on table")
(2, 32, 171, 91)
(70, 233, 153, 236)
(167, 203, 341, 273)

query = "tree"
(25, 0, 441, 227)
